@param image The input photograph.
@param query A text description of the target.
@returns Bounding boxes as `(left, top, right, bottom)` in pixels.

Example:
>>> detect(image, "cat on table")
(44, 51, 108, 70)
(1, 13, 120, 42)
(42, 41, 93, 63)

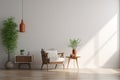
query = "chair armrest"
(58, 52, 64, 58)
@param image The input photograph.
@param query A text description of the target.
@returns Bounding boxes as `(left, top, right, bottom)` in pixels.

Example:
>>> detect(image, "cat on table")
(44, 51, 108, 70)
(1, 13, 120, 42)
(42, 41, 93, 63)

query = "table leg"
(18, 63, 21, 69)
(28, 63, 31, 69)
(67, 58, 70, 68)
(75, 58, 79, 69)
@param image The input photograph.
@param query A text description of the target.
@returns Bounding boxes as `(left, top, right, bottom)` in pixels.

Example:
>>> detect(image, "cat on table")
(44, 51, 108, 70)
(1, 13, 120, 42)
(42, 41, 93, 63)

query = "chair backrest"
(41, 49, 49, 64)
(41, 49, 64, 63)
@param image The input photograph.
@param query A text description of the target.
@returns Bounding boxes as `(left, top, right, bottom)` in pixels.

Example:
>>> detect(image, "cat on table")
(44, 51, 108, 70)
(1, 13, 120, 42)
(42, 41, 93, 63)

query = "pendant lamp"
(20, 0, 25, 32)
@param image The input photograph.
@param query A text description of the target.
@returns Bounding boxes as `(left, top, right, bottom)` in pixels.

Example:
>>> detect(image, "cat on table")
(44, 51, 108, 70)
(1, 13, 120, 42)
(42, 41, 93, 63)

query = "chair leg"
(47, 63, 48, 71)
(41, 64, 44, 70)
(63, 64, 64, 69)
(55, 64, 57, 69)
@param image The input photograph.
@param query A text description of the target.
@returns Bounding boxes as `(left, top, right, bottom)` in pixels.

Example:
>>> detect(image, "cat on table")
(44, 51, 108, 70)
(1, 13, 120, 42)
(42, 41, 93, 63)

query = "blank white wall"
(0, 0, 119, 69)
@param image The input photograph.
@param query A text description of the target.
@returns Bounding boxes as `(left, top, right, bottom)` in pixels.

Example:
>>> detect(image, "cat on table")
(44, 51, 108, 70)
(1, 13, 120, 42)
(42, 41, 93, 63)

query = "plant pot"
(4, 61, 14, 69)
(72, 49, 77, 57)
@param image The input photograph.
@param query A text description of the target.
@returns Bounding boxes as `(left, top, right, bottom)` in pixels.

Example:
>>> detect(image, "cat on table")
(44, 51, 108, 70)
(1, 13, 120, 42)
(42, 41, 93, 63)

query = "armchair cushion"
(45, 49, 58, 62)
(55, 57, 64, 62)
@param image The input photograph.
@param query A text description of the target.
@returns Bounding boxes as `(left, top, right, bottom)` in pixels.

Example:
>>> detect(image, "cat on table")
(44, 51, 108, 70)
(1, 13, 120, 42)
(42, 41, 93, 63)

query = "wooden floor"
(0, 68, 120, 80)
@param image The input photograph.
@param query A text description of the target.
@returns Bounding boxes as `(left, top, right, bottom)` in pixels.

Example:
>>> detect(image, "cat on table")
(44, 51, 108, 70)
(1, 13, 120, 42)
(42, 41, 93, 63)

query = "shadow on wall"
(0, 0, 119, 69)
(102, 51, 120, 68)
(29, 13, 119, 69)
(77, 14, 119, 68)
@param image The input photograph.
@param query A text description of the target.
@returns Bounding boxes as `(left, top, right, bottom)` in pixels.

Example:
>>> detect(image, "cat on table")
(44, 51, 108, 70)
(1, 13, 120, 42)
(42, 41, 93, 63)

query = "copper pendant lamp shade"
(20, 0, 25, 32)
(20, 19, 25, 32)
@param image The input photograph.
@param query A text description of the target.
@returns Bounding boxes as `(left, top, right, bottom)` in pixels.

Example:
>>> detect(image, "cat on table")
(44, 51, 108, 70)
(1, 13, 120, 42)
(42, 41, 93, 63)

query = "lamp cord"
(22, 0, 23, 19)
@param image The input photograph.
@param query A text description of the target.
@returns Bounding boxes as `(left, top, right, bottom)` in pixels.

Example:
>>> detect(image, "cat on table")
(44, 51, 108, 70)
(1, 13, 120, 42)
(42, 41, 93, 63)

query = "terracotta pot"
(72, 49, 76, 57)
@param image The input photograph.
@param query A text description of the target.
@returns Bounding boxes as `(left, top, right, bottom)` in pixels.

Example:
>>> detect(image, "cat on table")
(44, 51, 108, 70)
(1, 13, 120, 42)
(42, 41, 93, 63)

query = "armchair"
(41, 49, 64, 71)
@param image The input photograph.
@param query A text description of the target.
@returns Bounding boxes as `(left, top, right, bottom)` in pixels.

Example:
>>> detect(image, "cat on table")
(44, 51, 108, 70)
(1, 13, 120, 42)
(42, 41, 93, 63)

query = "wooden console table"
(66, 56, 80, 69)
(15, 55, 33, 69)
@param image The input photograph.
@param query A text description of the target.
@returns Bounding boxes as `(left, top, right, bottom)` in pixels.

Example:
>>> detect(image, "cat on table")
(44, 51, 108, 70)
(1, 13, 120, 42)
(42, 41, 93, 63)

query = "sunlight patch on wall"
(98, 14, 118, 67)
(76, 14, 118, 68)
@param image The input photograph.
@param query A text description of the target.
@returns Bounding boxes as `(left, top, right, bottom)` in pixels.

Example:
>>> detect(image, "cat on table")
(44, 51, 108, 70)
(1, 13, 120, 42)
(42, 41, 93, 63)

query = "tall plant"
(1, 17, 18, 61)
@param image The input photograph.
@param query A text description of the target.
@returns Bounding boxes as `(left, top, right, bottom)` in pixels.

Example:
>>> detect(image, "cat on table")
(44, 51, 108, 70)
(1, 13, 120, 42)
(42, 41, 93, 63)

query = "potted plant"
(1, 17, 18, 69)
(68, 38, 80, 57)
(20, 49, 25, 55)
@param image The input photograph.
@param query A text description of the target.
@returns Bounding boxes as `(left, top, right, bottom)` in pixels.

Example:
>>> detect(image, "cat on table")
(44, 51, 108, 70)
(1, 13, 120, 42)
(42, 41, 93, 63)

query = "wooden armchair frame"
(41, 49, 64, 71)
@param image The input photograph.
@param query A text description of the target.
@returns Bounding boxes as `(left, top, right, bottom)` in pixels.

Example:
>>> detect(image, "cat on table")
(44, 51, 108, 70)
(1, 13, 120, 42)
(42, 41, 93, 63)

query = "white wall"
(0, 0, 119, 69)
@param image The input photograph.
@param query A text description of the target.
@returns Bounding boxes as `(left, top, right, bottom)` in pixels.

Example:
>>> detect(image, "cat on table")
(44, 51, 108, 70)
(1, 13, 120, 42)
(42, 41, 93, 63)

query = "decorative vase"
(72, 49, 76, 57)
(5, 61, 14, 69)
(20, 49, 25, 55)
(20, 52, 24, 55)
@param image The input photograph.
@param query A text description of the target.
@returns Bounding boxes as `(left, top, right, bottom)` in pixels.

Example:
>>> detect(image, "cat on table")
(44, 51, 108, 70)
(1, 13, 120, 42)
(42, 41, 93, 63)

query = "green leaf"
(68, 38, 80, 49)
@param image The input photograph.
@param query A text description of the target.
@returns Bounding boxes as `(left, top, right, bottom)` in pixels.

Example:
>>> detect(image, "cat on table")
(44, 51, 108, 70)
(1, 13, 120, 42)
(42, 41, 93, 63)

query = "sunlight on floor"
(48, 68, 120, 74)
